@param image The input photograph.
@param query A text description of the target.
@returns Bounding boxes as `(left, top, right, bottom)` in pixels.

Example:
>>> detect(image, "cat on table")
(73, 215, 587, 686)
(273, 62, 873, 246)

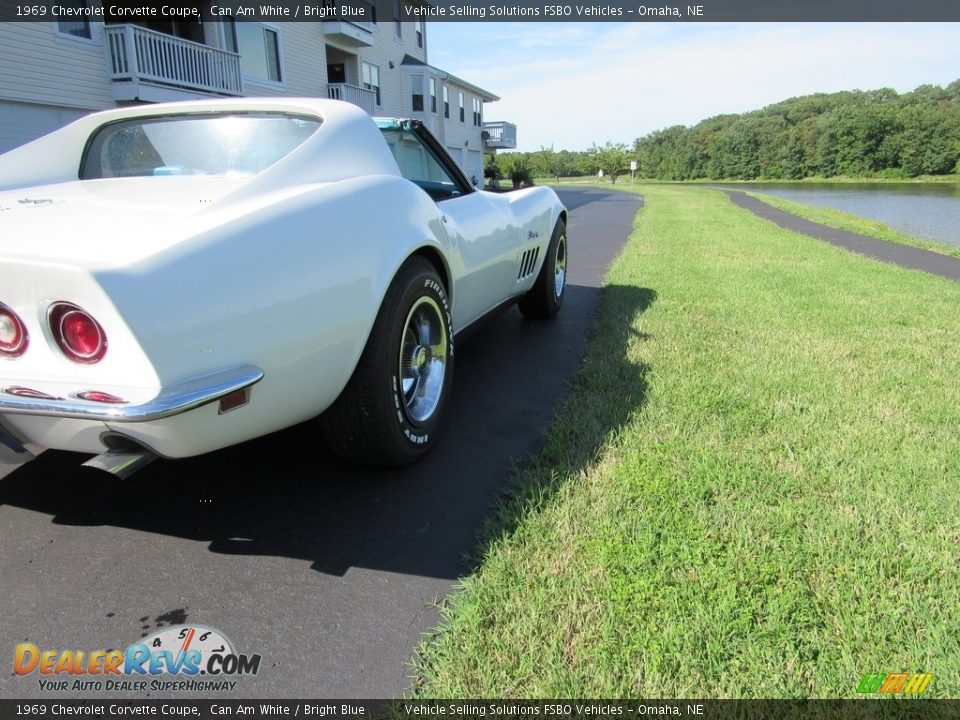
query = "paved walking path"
(722, 189, 960, 282)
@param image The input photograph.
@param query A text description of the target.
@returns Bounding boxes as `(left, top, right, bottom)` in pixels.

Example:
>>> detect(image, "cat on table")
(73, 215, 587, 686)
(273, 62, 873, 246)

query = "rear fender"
(92, 175, 453, 429)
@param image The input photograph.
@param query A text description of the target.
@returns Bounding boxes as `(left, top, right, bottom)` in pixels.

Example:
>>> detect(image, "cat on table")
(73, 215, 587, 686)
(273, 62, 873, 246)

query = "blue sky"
(427, 23, 960, 152)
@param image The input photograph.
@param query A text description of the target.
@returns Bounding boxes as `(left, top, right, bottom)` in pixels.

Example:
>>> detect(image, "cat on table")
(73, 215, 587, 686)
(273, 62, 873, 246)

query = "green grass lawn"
(413, 185, 960, 698)
(745, 192, 960, 259)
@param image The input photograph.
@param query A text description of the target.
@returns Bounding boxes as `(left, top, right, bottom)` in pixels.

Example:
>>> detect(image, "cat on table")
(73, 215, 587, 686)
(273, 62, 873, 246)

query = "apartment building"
(0, 3, 517, 182)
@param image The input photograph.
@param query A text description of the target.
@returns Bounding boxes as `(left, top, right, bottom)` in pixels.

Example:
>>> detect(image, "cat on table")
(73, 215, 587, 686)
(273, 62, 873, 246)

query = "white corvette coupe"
(0, 98, 567, 475)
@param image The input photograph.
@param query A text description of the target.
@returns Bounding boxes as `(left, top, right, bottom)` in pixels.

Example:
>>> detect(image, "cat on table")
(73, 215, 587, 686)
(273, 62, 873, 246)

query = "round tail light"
(4, 386, 58, 399)
(49, 303, 107, 364)
(76, 390, 127, 404)
(0, 303, 28, 357)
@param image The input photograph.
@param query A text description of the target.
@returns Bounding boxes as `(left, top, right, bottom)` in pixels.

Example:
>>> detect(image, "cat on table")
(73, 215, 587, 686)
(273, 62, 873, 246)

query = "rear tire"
(320, 257, 453, 466)
(518, 218, 567, 319)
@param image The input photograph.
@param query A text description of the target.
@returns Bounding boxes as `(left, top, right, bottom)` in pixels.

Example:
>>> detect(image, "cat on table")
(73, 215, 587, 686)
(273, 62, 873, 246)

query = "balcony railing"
(328, 83, 377, 115)
(483, 121, 517, 149)
(106, 25, 242, 97)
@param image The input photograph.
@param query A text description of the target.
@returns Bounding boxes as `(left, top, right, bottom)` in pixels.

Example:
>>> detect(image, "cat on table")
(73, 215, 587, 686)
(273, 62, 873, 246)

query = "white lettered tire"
(518, 218, 567, 319)
(320, 257, 454, 465)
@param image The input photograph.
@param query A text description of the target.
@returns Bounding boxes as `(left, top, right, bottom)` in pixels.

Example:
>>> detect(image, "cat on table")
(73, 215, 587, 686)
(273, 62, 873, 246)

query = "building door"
(327, 63, 346, 84)
(467, 150, 482, 187)
(446, 146, 463, 173)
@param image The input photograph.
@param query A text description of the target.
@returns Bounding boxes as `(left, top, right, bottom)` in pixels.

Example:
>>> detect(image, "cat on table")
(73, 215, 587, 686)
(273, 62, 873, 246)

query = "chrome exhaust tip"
(82, 433, 157, 480)
(83, 449, 157, 480)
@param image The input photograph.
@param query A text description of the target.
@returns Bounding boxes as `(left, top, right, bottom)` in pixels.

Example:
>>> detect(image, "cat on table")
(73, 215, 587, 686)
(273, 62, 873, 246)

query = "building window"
(393, 0, 402, 38)
(223, 19, 238, 52)
(57, 0, 91, 38)
(236, 23, 282, 82)
(429, 78, 437, 113)
(416, 20, 424, 48)
(443, 86, 449, 119)
(362, 61, 381, 106)
(411, 76, 424, 112)
(458, 92, 465, 123)
(473, 97, 482, 127)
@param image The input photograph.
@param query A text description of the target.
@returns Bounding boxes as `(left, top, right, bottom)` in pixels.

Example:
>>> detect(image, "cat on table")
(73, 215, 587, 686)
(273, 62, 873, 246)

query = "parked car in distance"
(0, 98, 568, 475)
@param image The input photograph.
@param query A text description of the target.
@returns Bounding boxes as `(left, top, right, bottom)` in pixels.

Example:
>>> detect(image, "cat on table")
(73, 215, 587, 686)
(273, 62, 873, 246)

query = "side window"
(57, 0, 91, 38)
(236, 23, 282, 83)
(411, 76, 424, 112)
(362, 61, 381, 106)
(381, 129, 464, 201)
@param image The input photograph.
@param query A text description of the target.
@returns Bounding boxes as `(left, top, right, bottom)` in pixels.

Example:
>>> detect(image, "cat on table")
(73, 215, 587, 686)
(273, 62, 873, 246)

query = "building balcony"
(105, 24, 242, 103)
(483, 121, 517, 150)
(327, 83, 377, 115)
(323, 20, 375, 47)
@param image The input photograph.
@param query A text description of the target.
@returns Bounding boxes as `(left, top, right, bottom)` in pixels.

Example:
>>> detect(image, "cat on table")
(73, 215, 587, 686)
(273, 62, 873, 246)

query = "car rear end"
(0, 251, 266, 469)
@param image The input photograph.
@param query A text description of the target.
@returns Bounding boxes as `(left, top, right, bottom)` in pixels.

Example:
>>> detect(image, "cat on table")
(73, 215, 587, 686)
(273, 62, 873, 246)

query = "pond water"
(716, 183, 960, 247)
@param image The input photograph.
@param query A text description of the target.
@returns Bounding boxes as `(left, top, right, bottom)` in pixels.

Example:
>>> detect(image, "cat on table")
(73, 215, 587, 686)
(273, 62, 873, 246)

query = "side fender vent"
(517, 247, 540, 281)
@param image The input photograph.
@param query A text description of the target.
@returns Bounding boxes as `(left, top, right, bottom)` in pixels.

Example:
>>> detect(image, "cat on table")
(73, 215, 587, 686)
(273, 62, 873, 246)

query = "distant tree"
(586, 142, 630, 183)
(629, 79, 960, 180)
(530, 145, 574, 182)
(899, 104, 960, 176)
(576, 150, 600, 177)
(476, 80, 960, 186)
(497, 153, 533, 187)
(948, 80, 960, 102)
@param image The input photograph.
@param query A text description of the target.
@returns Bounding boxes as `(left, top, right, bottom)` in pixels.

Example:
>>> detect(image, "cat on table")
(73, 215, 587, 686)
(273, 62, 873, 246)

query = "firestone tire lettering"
(320, 257, 453, 466)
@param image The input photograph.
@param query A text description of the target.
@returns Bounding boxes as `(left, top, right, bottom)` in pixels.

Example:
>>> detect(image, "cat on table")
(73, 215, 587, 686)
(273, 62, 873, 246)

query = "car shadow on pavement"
(0, 284, 656, 582)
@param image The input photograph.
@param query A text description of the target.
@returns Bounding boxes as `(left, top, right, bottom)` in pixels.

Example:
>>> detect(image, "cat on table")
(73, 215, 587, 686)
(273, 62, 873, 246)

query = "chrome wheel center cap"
(413, 346, 429, 374)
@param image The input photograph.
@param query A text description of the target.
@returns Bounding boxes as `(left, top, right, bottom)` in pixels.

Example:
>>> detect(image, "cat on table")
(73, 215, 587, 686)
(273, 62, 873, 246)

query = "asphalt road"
(0, 186, 642, 699)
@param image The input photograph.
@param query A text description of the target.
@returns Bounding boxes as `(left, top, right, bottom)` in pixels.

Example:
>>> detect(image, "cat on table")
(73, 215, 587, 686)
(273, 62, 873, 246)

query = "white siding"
(0, 22, 113, 112)
(241, 23, 328, 98)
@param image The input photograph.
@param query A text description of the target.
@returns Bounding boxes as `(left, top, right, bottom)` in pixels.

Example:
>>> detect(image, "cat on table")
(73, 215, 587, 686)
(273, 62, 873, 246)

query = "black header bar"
(2, 0, 960, 22)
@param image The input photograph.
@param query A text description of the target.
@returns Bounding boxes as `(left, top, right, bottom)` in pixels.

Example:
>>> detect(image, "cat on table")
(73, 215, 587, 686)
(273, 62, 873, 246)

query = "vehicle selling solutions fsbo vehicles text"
(403, 4, 703, 18)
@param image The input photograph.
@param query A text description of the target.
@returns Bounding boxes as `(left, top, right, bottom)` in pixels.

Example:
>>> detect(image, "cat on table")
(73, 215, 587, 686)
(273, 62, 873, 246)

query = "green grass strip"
(413, 185, 960, 698)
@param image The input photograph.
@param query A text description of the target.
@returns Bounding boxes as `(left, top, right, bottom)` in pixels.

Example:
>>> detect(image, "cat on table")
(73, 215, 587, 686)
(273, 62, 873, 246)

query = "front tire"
(320, 257, 453, 466)
(518, 218, 567, 319)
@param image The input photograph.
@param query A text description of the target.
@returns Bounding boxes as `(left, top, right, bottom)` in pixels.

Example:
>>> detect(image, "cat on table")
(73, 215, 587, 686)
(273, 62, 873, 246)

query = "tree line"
(492, 80, 960, 182)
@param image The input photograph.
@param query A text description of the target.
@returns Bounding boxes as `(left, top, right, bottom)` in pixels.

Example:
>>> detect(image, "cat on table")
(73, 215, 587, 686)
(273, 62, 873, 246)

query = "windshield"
(80, 113, 321, 180)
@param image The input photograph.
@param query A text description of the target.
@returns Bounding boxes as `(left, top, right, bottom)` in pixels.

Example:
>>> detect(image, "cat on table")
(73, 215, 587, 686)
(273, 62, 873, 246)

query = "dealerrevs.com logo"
(14, 625, 261, 693)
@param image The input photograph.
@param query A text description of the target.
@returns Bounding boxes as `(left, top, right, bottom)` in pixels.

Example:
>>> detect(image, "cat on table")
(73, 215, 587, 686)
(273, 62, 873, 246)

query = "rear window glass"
(81, 112, 321, 179)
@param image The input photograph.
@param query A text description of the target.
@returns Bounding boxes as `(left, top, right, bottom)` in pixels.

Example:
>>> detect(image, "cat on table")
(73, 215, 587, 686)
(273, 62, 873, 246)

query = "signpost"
(630, 160, 637, 187)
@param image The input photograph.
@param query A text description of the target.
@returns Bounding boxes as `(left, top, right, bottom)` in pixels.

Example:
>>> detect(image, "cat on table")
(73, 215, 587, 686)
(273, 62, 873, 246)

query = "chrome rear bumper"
(0, 366, 263, 423)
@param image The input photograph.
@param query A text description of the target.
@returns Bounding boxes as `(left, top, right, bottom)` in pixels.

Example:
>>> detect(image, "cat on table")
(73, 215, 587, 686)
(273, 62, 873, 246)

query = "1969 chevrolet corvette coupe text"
(0, 98, 568, 474)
